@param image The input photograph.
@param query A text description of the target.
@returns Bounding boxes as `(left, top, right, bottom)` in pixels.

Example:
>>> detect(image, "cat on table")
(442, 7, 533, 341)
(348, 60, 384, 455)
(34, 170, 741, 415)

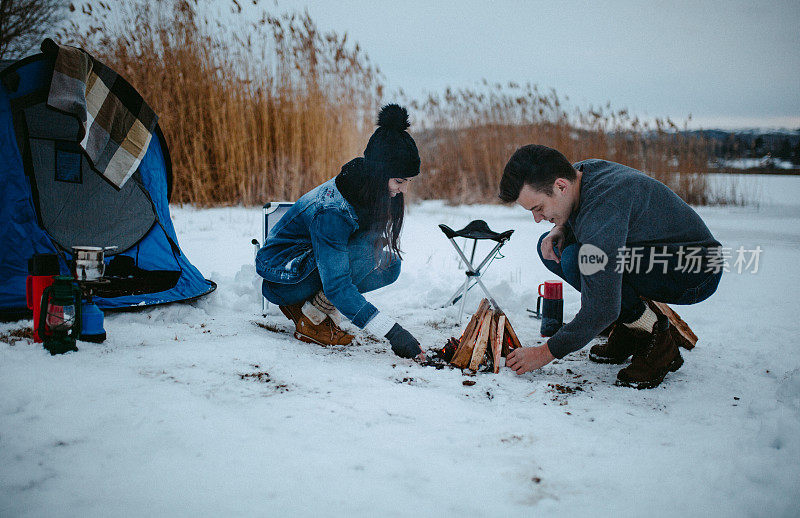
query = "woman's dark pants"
(262, 231, 401, 307)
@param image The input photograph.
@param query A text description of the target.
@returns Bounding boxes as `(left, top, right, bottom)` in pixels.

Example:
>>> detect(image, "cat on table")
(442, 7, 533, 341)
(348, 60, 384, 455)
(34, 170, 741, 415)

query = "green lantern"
(38, 276, 82, 355)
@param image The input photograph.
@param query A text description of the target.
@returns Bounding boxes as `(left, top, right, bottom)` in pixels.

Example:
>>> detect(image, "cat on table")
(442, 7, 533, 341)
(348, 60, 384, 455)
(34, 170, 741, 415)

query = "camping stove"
(70, 246, 115, 344)
(77, 279, 109, 343)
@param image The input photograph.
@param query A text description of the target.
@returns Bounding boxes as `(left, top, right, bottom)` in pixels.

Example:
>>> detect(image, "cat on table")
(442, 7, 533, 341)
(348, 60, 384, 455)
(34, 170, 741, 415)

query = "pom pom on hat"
(377, 104, 411, 132)
(363, 103, 420, 178)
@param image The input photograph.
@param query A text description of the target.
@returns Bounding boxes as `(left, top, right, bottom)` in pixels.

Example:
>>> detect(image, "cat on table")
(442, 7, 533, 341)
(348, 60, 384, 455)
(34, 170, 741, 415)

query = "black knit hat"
(363, 104, 420, 178)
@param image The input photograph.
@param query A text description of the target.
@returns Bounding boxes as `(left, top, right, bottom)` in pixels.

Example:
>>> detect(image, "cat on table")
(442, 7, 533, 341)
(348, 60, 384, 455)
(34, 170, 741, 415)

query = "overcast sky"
(268, 0, 800, 130)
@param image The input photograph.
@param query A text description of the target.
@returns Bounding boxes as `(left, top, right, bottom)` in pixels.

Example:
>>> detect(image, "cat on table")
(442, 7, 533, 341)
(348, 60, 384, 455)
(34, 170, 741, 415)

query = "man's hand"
(541, 226, 566, 263)
(506, 344, 555, 374)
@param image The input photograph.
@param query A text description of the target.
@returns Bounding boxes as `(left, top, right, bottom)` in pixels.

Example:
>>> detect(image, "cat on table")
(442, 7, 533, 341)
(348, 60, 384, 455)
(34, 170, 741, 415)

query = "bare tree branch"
(0, 0, 69, 60)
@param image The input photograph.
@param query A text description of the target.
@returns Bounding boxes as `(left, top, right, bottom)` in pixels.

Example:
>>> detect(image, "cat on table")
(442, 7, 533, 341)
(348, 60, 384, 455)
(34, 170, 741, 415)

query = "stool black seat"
(438, 220, 514, 242)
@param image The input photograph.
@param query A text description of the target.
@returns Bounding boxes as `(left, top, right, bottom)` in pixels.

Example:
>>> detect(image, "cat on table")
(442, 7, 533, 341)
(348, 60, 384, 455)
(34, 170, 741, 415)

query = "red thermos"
(26, 254, 60, 342)
(536, 280, 564, 337)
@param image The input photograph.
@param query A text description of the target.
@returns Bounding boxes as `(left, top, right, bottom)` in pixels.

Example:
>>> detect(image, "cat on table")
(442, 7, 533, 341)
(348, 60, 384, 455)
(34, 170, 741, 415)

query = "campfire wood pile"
(445, 298, 521, 373)
(438, 298, 698, 373)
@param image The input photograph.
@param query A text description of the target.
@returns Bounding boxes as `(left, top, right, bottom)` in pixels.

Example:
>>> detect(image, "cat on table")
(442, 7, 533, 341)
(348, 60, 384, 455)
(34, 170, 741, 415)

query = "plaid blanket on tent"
(42, 38, 158, 190)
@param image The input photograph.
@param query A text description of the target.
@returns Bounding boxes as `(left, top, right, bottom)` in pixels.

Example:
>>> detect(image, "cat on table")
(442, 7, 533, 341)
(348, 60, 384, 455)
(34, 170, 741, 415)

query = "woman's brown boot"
(279, 303, 354, 346)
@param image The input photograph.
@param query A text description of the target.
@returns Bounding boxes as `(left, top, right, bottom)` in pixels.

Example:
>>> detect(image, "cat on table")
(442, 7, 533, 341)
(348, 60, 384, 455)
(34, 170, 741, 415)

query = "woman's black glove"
(385, 323, 422, 358)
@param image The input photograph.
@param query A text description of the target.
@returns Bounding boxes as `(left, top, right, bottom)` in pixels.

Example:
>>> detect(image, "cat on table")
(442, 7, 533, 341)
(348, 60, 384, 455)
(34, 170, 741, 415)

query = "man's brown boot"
(598, 322, 615, 338)
(279, 303, 354, 346)
(615, 315, 684, 389)
(589, 323, 645, 364)
(643, 298, 698, 350)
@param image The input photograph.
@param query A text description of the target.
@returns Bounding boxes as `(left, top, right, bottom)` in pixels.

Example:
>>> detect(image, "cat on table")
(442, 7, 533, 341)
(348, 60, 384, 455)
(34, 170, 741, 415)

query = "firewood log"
(492, 315, 506, 373)
(451, 329, 476, 368)
(487, 314, 497, 362)
(451, 300, 490, 368)
(459, 298, 489, 343)
(504, 316, 522, 350)
(469, 310, 494, 370)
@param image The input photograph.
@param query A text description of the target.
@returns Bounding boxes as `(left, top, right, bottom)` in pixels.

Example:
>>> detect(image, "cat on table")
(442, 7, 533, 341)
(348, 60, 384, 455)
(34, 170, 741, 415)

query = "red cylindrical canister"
(26, 254, 60, 343)
(537, 280, 564, 337)
(538, 280, 563, 300)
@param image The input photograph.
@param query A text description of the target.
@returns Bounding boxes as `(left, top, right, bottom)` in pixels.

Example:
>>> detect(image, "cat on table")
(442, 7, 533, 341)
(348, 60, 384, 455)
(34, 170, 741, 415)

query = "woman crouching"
(255, 104, 425, 361)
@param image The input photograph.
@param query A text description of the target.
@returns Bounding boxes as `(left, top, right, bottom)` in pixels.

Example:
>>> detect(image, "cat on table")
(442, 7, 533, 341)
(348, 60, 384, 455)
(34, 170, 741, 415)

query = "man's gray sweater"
(545, 159, 721, 358)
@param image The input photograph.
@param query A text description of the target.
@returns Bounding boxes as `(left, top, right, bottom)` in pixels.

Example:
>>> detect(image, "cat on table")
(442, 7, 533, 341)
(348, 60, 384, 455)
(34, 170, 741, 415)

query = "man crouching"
(500, 145, 723, 389)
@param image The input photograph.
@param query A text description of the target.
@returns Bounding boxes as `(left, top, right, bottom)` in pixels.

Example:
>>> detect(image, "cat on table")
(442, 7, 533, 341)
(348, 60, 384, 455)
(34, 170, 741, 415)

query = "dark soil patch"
(0, 327, 34, 346)
(420, 357, 449, 370)
(547, 383, 584, 395)
(238, 370, 289, 393)
(546, 382, 589, 405)
(252, 321, 288, 334)
(424, 318, 452, 330)
(355, 334, 382, 345)
(240, 371, 271, 381)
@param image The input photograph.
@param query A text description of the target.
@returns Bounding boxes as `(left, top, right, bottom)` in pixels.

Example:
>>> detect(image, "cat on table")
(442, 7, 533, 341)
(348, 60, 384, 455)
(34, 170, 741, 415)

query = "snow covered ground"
(2, 174, 799, 517)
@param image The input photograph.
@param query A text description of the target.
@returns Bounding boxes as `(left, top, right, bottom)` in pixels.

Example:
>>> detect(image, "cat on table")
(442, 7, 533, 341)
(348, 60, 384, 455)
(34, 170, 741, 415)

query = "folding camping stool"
(438, 220, 514, 322)
(251, 201, 294, 315)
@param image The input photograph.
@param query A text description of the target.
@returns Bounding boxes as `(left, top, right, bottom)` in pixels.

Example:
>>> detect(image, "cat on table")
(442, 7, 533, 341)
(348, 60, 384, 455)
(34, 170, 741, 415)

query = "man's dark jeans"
(537, 232, 722, 322)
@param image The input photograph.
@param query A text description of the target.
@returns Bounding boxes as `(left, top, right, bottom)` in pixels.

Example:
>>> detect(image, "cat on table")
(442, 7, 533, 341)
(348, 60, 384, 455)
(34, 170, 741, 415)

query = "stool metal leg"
(457, 276, 471, 321)
(444, 236, 505, 317)
(447, 275, 471, 307)
(470, 274, 501, 312)
(473, 240, 507, 274)
(450, 274, 501, 319)
(252, 238, 267, 315)
(458, 240, 480, 319)
(470, 239, 477, 266)
(262, 205, 268, 316)
(255, 201, 295, 317)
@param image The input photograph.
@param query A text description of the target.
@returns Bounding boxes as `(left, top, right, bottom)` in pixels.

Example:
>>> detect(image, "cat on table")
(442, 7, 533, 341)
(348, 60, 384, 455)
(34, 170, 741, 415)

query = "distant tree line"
(687, 130, 800, 165)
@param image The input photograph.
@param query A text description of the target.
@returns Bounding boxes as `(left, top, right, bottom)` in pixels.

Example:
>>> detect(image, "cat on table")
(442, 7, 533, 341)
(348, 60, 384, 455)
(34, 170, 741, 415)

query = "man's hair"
(498, 145, 576, 202)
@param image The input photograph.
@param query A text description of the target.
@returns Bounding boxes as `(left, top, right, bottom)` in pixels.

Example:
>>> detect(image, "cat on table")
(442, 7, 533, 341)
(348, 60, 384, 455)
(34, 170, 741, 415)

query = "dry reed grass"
(407, 82, 714, 205)
(66, 0, 381, 205)
(64, 0, 731, 206)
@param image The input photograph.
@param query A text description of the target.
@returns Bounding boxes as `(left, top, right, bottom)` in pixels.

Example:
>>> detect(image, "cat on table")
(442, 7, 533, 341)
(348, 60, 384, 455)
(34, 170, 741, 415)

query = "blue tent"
(0, 52, 215, 321)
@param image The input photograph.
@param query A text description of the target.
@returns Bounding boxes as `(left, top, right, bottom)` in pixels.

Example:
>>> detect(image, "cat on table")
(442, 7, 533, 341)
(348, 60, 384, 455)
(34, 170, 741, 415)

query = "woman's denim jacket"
(255, 178, 378, 328)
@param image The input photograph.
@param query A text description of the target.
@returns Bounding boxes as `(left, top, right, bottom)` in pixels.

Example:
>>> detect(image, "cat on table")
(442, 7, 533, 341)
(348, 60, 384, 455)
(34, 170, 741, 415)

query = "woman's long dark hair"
(335, 158, 404, 259)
